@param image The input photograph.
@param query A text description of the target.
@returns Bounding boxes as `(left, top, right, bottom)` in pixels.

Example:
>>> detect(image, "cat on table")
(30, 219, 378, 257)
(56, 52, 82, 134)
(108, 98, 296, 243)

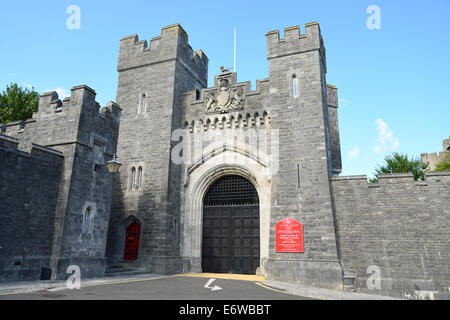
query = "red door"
(123, 221, 141, 261)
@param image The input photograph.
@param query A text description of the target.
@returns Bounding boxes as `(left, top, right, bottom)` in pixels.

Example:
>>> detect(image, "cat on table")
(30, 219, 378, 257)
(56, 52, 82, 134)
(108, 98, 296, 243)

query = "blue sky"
(1, 0, 449, 178)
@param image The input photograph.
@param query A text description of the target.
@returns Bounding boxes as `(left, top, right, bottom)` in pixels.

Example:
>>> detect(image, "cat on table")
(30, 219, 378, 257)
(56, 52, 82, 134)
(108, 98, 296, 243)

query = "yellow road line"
(255, 282, 324, 300)
(179, 273, 266, 282)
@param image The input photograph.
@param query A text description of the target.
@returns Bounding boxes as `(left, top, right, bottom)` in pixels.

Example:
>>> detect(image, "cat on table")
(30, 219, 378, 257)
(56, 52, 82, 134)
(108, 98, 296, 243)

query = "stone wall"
(330, 172, 450, 298)
(1, 85, 121, 281)
(0, 135, 63, 282)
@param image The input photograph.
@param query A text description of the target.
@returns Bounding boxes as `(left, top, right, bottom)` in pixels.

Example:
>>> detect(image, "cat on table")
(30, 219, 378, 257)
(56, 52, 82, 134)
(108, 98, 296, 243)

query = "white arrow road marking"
(204, 278, 222, 292)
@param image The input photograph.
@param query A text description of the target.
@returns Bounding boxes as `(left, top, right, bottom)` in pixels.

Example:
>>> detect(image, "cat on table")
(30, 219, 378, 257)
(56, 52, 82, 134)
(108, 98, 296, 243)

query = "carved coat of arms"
(205, 78, 244, 114)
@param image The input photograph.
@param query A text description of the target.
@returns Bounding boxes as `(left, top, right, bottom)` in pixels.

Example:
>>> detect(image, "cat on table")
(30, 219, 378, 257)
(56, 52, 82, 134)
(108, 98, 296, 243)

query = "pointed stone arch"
(111, 215, 144, 263)
(180, 144, 272, 275)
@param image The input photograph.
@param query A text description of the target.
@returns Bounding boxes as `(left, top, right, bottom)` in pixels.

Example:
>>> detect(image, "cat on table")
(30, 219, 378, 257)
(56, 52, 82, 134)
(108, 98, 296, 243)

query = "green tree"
(368, 177, 378, 184)
(0, 83, 39, 124)
(370, 152, 428, 182)
(434, 153, 450, 172)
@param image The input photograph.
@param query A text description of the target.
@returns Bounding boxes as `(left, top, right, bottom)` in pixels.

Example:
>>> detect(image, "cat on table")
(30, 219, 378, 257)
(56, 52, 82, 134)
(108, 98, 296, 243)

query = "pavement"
(0, 272, 398, 300)
(260, 280, 397, 300)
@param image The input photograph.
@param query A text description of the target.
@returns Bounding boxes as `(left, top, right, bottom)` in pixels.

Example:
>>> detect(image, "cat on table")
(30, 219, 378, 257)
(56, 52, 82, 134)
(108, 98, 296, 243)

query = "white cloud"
(348, 146, 360, 160)
(48, 88, 70, 100)
(373, 118, 399, 154)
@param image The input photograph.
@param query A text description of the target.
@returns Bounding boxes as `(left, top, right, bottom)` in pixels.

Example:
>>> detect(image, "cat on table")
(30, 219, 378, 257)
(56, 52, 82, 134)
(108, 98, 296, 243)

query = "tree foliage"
(371, 152, 428, 182)
(434, 153, 450, 172)
(0, 83, 39, 124)
(368, 177, 378, 184)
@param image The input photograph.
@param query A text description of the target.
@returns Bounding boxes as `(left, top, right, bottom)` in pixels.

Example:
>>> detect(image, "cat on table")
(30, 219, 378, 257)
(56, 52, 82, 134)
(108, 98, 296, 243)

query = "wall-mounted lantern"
(106, 153, 121, 174)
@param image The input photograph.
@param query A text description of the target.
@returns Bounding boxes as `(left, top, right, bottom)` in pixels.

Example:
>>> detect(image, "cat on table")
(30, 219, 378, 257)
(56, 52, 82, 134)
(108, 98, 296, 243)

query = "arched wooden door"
(123, 221, 141, 261)
(202, 175, 260, 274)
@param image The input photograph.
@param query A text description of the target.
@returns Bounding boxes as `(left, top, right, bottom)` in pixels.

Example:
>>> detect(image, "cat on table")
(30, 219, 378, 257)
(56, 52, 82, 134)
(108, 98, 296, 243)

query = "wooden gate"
(202, 175, 260, 274)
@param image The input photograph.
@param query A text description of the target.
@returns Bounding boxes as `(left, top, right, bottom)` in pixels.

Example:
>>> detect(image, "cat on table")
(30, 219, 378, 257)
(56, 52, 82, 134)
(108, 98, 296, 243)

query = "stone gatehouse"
(0, 22, 449, 299)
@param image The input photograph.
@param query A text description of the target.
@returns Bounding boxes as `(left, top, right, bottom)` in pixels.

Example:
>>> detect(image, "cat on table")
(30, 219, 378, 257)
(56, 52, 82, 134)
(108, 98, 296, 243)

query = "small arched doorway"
(202, 175, 260, 274)
(123, 221, 141, 261)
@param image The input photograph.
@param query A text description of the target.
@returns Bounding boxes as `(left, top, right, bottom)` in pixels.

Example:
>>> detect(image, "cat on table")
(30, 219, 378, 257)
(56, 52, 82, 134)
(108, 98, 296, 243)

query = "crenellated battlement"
(117, 23, 208, 80)
(181, 71, 271, 126)
(36, 85, 120, 122)
(330, 171, 450, 188)
(1, 85, 121, 282)
(1, 85, 121, 157)
(421, 136, 450, 170)
(326, 84, 339, 108)
(183, 76, 270, 104)
(266, 22, 325, 60)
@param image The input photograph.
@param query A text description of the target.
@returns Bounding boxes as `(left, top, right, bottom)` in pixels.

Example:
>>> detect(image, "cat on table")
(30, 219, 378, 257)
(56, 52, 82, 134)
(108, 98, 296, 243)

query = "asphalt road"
(0, 275, 312, 300)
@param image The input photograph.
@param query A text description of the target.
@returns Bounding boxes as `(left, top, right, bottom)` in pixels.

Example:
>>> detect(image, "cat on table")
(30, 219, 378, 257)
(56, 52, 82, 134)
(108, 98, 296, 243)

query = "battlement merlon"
(101, 101, 122, 123)
(37, 85, 121, 125)
(38, 91, 60, 114)
(117, 23, 209, 77)
(266, 22, 326, 68)
(326, 84, 339, 108)
(37, 85, 96, 115)
(443, 137, 450, 151)
(69, 84, 98, 110)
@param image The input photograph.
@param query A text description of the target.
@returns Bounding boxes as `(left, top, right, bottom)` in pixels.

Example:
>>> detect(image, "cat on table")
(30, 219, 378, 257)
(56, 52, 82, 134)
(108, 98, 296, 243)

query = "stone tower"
(0, 85, 121, 281)
(107, 24, 208, 273)
(263, 23, 343, 289)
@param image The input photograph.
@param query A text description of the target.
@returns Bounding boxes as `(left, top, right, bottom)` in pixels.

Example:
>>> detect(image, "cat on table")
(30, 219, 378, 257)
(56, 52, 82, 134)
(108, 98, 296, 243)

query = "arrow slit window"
(130, 167, 136, 189)
(138, 94, 146, 114)
(137, 167, 143, 189)
(82, 207, 93, 234)
(141, 94, 146, 114)
(292, 75, 298, 98)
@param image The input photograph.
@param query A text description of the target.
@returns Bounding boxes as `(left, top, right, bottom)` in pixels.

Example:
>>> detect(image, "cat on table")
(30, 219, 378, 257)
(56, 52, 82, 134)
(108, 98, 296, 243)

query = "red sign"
(276, 218, 304, 253)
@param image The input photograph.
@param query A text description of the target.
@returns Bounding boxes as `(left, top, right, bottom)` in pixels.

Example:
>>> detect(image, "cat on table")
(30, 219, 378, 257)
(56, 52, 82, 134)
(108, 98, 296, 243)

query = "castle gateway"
(106, 22, 344, 290)
(1, 22, 449, 298)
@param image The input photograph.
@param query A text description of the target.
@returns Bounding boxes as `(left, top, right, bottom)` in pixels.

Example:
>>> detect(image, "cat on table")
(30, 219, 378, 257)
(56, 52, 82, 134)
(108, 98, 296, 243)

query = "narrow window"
(93, 143, 101, 155)
(137, 167, 143, 189)
(292, 75, 298, 98)
(173, 218, 179, 242)
(82, 207, 92, 234)
(141, 94, 146, 114)
(93, 141, 104, 155)
(195, 89, 201, 101)
(131, 167, 136, 189)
